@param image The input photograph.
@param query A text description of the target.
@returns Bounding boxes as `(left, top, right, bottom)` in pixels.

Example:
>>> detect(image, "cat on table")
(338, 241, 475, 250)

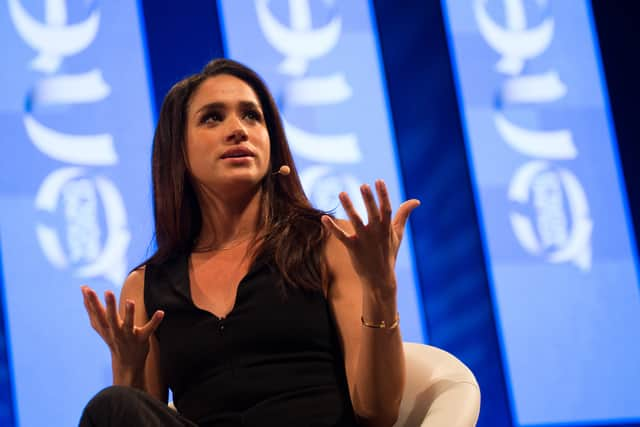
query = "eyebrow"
(195, 100, 261, 116)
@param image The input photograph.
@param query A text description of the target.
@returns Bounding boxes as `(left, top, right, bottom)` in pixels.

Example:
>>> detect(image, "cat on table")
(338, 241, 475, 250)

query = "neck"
(194, 183, 264, 252)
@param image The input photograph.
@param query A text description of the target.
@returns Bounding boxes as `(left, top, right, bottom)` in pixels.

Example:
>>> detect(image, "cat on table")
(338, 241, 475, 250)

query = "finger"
(138, 310, 165, 339)
(360, 184, 381, 225)
(104, 291, 121, 331)
(392, 199, 421, 241)
(81, 286, 95, 315)
(375, 179, 392, 229)
(321, 215, 353, 247)
(122, 299, 135, 333)
(82, 287, 110, 332)
(339, 192, 365, 232)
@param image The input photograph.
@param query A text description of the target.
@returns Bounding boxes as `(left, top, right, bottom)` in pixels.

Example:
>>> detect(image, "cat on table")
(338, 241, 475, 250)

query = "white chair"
(394, 342, 481, 427)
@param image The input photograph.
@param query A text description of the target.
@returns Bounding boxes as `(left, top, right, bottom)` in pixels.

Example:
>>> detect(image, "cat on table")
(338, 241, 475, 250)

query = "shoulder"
(324, 218, 353, 267)
(120, 266, 146, 303)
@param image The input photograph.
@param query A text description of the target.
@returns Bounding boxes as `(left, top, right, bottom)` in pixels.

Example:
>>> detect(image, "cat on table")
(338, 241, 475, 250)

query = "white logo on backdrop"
(24, 114, 118, 165)
(509, 162, 592, 269)
(475, 0, 592, 270)
(35, 168, 130, 284)
(256, 0, 366, 216)
(10, 0, 130, 285)
(9, 0, 101, 73)
(256, 0, 341, 76)
(474, 0, 553, 75)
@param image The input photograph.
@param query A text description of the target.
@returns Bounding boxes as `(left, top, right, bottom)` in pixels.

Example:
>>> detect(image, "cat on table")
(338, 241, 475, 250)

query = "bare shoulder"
(324, 218, 353, 257)
(119, 266, 148, 320)
(324, 218, 354, 274)
(121, 266, 145, 296)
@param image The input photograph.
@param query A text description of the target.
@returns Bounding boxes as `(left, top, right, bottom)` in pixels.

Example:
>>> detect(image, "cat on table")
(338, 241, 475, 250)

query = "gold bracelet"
(361, 312, 400, 329)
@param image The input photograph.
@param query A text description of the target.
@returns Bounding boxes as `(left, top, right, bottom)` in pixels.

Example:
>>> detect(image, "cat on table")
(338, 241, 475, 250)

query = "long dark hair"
(143, 58, 328, 292)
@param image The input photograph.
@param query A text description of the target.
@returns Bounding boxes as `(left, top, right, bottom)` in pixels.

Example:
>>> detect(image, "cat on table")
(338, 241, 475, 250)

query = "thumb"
(137, 310, 164, 339)
(392, 199, 421, 239)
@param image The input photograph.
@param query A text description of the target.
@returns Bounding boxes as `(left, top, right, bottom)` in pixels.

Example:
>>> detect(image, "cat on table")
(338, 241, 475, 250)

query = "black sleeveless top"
(144, 254, 358, 427)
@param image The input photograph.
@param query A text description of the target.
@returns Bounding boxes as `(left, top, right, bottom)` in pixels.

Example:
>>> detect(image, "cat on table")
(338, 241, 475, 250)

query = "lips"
(221, 147, 254, 159)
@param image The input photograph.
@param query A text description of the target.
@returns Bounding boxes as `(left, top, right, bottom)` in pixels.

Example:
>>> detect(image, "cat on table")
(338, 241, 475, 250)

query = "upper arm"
(118, 267, 168, 403)
(325, 219, 363, 403)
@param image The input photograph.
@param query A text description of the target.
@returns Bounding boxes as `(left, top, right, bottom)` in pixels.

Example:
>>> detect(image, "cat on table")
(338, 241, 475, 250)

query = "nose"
(226, 118, 248, 143)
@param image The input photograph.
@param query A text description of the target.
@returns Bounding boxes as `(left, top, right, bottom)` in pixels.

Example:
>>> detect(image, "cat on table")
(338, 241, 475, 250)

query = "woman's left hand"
(321, 179, 420, 298)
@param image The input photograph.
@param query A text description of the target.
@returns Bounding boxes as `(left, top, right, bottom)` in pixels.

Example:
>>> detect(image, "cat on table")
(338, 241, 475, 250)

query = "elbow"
(354, 400, 401, 427)
(377, 411, 401, 427)
(356, 412, 400, 427)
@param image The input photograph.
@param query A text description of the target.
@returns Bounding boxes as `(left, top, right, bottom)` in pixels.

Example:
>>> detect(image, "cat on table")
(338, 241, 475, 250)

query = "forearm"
(354, 280, 406, 427)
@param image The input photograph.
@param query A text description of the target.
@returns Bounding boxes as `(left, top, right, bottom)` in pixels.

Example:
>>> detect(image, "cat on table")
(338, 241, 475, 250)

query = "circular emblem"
(509, 161, 592, 270)
(35, 167, 130, 285)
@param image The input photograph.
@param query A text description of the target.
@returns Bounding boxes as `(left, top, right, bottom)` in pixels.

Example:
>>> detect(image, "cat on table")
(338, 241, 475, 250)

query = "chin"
(221, 173, 264, 188)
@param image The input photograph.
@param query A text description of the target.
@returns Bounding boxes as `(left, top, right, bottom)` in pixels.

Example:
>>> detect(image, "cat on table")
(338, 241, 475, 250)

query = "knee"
(89, 385, 138, 409)
(80, 386, 141, 424)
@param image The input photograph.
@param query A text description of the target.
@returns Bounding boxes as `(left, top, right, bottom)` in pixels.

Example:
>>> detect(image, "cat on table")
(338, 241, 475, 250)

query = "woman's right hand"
(81, 285, 164, 379)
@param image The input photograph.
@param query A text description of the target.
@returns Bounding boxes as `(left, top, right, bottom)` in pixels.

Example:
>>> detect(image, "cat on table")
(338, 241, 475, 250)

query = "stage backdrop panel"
(442, 0, 640, 425)
(217, 0, 426, 343)
(0, 1, 155, 426)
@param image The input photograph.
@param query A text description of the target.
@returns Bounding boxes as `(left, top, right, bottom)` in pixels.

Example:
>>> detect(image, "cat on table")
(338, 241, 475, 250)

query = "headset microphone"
(273, 165, 290, 176)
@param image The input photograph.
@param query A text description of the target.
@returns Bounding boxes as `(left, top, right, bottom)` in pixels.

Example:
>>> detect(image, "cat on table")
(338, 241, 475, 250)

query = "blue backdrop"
(1, 1, 154, 425)
(1, 1, 640, 426)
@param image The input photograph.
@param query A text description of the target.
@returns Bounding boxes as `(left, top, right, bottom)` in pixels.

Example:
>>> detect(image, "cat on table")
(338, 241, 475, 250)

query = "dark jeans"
(79, 386, 198, 427)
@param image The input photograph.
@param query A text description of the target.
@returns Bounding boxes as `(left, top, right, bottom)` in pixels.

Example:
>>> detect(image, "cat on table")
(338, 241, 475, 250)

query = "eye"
(243, 109, 263, 122)
(201, 112, 222, 124)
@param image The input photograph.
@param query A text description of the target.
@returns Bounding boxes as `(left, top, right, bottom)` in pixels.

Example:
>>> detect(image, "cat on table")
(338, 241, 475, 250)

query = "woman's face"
(185, 74, 271, 192)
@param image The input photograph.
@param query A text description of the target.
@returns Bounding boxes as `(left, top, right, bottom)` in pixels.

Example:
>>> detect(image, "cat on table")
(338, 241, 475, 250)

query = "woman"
(80, 58, 419, 427)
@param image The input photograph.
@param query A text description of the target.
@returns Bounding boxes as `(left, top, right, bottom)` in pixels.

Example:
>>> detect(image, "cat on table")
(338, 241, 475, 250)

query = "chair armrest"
(393, 343, 480, 427)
